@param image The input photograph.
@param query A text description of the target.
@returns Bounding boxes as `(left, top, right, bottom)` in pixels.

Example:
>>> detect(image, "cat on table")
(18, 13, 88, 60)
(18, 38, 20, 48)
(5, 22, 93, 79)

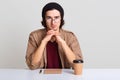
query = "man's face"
(45, 9, 61, 31)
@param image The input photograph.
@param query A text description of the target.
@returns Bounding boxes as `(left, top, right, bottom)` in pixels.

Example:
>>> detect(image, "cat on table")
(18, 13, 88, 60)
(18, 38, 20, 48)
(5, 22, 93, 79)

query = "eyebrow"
(45, 16, 60, 18)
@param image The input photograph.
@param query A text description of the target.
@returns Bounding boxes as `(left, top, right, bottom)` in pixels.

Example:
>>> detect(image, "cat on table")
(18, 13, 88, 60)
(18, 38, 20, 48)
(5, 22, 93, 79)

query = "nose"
(51, 19, 56, 24)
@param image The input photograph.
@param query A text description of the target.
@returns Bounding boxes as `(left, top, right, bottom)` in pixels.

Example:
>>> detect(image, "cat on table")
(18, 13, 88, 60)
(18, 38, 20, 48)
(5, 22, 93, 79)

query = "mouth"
(51, 25, 56, 28)
(51, 26, 57, 31)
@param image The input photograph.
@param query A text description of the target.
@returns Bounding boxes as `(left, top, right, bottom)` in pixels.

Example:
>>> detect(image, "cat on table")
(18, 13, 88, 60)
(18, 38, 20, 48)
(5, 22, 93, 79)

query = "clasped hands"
(43, 30, 64, 44)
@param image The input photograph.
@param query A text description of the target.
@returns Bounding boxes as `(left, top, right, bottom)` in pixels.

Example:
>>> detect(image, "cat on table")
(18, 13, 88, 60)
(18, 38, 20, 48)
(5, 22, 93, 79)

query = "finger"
(47, 30, 54, 34)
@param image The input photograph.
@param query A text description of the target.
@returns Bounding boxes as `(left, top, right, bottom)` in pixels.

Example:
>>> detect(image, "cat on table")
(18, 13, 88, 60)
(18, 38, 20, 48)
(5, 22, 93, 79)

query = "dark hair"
(41, 2, 64, 28)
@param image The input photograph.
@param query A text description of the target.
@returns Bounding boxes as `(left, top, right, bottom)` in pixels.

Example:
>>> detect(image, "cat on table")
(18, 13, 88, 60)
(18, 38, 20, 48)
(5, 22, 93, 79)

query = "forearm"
(31, 40, 47, 66)
(61, 41, 76, 64)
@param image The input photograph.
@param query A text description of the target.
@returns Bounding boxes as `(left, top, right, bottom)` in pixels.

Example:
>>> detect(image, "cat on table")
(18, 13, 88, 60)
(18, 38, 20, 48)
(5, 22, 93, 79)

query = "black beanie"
(42, 2, 64, 19)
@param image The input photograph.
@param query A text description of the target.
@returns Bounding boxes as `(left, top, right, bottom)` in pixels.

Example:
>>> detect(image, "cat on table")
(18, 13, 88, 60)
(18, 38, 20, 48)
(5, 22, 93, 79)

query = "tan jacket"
(26, 28, 83, 70)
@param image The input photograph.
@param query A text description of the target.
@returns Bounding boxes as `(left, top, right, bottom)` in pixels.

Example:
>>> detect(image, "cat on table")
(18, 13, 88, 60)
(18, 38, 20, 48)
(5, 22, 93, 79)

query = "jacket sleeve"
(25, 33, 41, 70)
(68, 32, 83, 60)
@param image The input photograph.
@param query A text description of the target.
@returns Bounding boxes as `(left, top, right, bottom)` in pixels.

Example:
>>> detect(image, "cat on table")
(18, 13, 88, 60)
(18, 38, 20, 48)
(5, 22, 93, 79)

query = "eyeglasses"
(45, 16, 61, 23)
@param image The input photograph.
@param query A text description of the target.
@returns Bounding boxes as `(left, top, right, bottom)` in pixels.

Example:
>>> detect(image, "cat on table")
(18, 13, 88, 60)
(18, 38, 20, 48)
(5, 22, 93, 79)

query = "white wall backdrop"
(0, 0, 120, 69)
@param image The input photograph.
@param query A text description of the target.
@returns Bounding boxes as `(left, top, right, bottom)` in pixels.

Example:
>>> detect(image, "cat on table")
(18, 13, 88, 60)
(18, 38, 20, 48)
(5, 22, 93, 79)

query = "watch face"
(73, 59, 84, 63)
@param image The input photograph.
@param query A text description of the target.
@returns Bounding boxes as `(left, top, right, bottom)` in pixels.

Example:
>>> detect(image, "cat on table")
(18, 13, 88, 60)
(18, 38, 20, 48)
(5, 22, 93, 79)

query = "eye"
(54, 16, 60, 19)
(46, 16, 51, 20)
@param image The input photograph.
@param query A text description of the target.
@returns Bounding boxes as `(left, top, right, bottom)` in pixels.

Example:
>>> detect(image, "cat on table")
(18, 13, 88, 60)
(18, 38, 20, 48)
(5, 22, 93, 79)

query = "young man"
(26, 2, 83, 70)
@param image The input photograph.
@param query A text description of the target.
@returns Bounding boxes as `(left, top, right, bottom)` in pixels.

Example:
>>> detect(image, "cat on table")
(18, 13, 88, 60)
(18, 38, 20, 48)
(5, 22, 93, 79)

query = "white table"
(0, 69, 120, 80)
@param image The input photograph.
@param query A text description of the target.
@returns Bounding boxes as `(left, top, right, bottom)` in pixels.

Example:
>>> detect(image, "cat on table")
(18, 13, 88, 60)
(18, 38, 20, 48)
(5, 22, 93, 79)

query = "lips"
(51, 25, 57, 30)
(51, 25, 56, 28)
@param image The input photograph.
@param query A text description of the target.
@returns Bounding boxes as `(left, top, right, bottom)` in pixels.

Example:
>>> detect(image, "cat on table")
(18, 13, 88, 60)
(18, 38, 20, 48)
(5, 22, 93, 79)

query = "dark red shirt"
(46, 41, 62, 68)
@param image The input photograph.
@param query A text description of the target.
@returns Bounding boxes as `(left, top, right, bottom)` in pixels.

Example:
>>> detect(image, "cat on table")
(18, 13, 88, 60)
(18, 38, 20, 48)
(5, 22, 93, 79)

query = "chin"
(50, 27, 57, 31)
(53, 28, 58, 31)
